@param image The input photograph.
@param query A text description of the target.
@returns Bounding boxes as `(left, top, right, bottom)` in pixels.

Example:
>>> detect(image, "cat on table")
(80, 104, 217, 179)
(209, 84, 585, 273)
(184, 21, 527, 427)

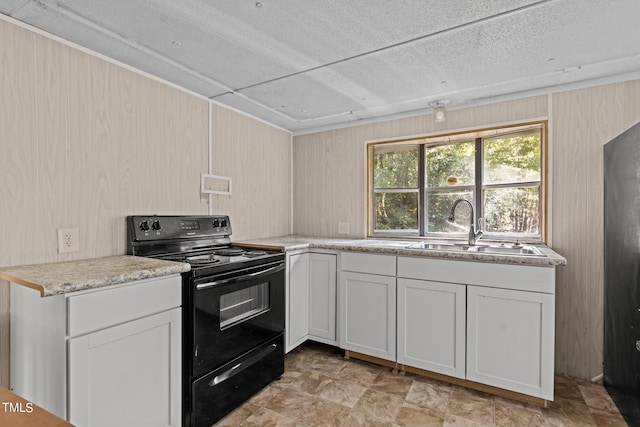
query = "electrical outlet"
(57, 228, 79, 253)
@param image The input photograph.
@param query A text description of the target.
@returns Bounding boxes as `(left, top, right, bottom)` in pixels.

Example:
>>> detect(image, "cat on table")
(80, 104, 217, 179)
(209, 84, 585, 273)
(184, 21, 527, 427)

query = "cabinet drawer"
(397, 256, 555, 293)
(67, 275, 182, 337)
(341, 252, 396, 276)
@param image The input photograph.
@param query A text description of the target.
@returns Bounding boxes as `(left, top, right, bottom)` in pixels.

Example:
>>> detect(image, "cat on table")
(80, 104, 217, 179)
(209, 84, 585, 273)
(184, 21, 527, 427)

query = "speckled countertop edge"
(234, 236, 567, 267)
(0, 255, 191, 297)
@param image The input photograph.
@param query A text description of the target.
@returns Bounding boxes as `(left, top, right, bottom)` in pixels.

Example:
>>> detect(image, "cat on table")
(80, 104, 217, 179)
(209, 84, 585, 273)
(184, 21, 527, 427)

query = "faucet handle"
(476, 218, 484, 232)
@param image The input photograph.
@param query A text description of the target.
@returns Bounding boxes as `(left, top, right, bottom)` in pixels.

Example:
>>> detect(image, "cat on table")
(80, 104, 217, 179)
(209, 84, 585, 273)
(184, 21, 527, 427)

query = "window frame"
(367, 121, 547, 243)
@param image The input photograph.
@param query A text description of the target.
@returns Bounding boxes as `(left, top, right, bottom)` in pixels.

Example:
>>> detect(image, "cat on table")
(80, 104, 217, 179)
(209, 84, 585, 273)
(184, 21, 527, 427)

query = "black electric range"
(126, 215, 285, 427)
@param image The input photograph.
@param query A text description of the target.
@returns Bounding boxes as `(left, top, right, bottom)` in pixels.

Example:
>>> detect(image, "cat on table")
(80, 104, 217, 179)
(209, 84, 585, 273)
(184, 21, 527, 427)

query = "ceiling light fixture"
(430, 100, 449, 123)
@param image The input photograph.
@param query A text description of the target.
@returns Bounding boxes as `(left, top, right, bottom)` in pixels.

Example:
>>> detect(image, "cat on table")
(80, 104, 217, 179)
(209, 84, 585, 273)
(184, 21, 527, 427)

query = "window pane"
(484, 187, 539, 233)
(426, 141, 475, 188)
(374, 145, 419, 188)
(375, 192, 418, 231)
(483, 129, 541, 185)
(426, 190, 474, 233)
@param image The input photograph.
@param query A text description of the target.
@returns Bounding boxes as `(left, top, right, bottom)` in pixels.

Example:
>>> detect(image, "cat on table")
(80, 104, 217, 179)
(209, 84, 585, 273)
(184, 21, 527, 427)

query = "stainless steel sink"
(406, 241, 545, 257)
(407, 242, 471, 251)
(470, 245, 544, 256)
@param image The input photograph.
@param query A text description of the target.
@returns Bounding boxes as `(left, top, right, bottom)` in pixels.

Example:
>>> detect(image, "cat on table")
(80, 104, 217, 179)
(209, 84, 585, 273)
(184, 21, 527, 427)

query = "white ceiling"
(2, 0, 640, 134)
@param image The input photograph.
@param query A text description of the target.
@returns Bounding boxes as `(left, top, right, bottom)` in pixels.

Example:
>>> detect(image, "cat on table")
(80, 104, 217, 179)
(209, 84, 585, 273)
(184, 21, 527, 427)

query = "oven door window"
(220, 281, 269, 330)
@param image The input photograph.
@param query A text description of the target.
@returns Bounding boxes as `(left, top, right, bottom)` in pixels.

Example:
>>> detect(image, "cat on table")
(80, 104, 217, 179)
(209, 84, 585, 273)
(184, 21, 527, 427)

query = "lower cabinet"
(286, 251, 337, 352)
(286, 252, 309, 351)
(396, 255, 556, 402)
(68, 308, 181, 427)
(466, 285, 555, 400)
(308, 253, 337, 342)
(10, 275, 182, 426)
(397, 278, 466, 378)
(287, 249, 557, 404)
(339, 271, 396, 361)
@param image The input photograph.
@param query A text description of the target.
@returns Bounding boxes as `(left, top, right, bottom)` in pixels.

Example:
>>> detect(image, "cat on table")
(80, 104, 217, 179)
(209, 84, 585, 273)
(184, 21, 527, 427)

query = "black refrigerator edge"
(604, 120, 640, 426)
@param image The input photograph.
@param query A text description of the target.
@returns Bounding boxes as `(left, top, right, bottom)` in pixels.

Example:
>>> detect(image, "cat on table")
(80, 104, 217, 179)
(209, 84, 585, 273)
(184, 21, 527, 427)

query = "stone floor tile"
(404, 379, 451, 412)
(443, 413, 493, 426)
(446, 387, 495, 425)
(370, 370, 414, 399)
(296, 397, 352, 427)
(238, 407, 298, 427)
(288, 370, 333, 396)
(318, 379, 367, 408)
(351, 388, 404, 423)
(262, 387, 316, 419)
(395, 404, 446, 426)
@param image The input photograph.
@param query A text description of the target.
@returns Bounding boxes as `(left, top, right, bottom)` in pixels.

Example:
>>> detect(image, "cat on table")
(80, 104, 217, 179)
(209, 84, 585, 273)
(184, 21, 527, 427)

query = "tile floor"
(214, 342, 628, 427)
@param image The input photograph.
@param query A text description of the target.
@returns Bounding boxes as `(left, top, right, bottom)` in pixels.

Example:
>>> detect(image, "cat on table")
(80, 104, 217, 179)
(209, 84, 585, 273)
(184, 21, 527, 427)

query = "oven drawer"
(67, 275, 182, 337)
(191, 335, 284, 427)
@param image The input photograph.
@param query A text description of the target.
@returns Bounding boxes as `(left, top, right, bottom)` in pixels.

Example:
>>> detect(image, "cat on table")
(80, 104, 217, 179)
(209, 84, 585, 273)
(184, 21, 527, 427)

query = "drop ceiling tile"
(3, 0, 640, 133)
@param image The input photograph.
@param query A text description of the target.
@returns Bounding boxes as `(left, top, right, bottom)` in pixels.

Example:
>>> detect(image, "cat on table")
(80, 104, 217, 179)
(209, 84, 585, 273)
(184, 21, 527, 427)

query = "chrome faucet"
(448, 198, 484, 245)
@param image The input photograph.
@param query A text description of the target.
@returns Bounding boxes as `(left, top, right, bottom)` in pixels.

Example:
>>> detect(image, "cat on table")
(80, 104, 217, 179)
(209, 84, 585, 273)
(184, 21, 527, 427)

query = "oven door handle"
(196, 263, 284, 290)
(208, 342, 278, 387)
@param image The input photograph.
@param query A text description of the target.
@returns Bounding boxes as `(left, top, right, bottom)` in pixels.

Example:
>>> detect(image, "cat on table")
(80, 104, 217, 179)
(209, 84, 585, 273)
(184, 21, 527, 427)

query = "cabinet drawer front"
(397, 256, 555, 294)
(68, 275, 181, 337)
(341, 252, 396, 276)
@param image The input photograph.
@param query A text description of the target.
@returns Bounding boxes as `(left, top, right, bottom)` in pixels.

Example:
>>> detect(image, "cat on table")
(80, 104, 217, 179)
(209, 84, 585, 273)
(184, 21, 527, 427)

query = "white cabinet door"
(397, 278, 466, 378)
(467, 286, 555, 400)
(286, 253, 309, 352)
(308, 253, 337, 342)
(340, 271, 396, 361)
(68, 308, 181, 427)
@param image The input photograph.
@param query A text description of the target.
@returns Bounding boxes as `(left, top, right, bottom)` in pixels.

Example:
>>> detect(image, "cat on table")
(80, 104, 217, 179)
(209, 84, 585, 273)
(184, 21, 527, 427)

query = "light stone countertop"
(0, 255, 191, 297)
(234, 235, 567, 267)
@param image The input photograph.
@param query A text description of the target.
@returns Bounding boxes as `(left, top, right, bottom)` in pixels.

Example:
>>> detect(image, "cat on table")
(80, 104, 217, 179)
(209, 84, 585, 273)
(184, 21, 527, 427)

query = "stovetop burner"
(182, 249, 269, 266)
(215, 248, 245, 256)
(185, 254, 222, 266)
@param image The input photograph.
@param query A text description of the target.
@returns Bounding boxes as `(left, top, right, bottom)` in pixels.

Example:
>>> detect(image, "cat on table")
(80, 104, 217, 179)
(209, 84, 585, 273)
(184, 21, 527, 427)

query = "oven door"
(191, 260, 284, 376)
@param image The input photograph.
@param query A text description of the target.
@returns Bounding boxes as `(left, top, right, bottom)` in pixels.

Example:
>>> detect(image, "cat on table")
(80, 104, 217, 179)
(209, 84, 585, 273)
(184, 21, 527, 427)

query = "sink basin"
(470, 245, 544, 256)
(406, 241, 545, 257)
(407, 242, 471, 251)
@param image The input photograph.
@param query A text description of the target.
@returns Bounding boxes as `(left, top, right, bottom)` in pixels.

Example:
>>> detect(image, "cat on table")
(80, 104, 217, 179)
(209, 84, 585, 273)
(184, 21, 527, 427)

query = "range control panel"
(127, 215, 232, 242)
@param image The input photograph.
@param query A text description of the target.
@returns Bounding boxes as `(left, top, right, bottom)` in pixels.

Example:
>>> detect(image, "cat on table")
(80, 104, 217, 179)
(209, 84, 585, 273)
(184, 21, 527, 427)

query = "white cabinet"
(10, 275, 182, 426)
(286, 251, 337, 352)
(397, 255, 556, 401)
(308, 253, 337, 342)
(287, 252, 309, 351)
(466, 285, 555, 400)
(68, 308, 181, 427)
(339, 253, 396, 362)
(397, 278, 466, 378)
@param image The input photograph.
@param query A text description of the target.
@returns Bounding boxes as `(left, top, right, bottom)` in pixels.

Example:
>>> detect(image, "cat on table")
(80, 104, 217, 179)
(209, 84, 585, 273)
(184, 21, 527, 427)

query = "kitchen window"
(368, 122, 546, 242)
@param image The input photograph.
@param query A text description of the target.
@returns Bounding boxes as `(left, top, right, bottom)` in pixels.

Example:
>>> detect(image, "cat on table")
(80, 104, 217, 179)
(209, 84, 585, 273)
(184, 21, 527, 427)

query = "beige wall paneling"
(35, 35, 71, 262)
(0, 20, 39, 267)
(552, 80, 640, 379)
(0, 280, 7, 388)
(0, 19, 38, 389)
(210, 104, 292, 241)
(68, 49, 120, 258)
(0, 17, 210, 387)
(292, 96, 549, 237)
